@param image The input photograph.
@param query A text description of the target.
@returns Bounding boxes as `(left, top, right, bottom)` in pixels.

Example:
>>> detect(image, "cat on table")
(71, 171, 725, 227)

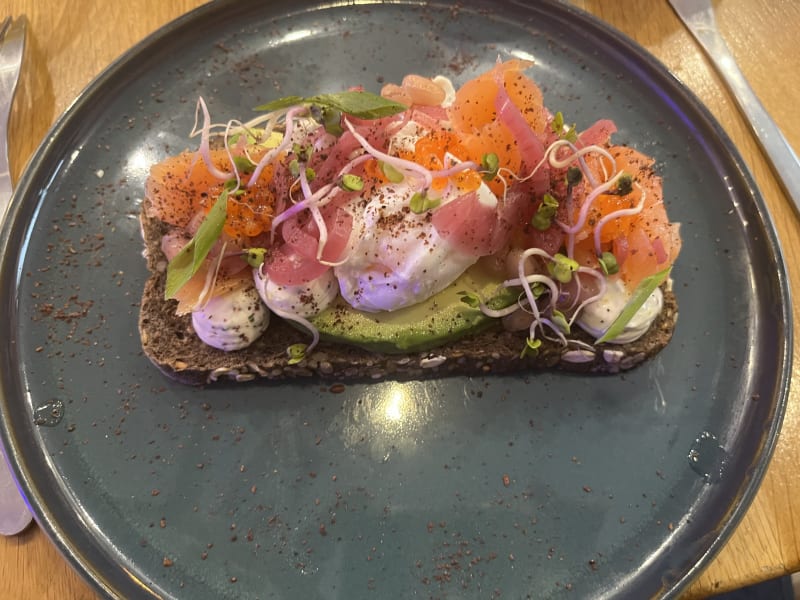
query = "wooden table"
(2, 1, 798, 598)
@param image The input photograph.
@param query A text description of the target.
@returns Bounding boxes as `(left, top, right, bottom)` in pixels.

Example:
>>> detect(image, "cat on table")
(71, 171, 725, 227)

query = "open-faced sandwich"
(138, 59, 681, 385)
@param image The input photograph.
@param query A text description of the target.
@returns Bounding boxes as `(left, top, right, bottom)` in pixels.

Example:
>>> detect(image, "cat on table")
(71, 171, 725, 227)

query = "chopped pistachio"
(520, 337, 542, 358)
(340, 173, 364, 191)
(598, 251, 619, 275)
(286, 343, 307, 365)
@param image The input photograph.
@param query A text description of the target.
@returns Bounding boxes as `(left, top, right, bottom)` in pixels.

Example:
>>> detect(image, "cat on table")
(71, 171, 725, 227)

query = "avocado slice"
(310, 264, 517, 354)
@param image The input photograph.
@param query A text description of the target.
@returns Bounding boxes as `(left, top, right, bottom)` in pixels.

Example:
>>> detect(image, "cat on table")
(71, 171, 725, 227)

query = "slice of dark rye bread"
(138, 204, 679, 386)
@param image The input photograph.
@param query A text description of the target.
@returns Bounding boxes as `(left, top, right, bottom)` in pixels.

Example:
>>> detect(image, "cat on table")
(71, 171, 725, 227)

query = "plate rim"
(0, 0, 792, 598)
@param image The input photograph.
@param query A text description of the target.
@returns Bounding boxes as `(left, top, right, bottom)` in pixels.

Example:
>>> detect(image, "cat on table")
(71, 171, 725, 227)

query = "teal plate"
(0, 1, 791, 598)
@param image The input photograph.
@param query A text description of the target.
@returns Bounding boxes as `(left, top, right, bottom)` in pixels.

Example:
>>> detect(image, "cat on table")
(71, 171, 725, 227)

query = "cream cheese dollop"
(191, 285, 270, 351)
(254, 268, 338, 318)
(576, 278, 663, 344)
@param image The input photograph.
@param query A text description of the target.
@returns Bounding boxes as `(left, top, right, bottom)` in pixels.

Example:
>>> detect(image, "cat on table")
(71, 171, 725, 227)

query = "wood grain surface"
(2, 1, 798, 598)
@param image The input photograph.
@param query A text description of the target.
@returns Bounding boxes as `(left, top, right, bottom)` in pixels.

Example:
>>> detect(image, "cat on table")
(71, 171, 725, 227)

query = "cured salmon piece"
(146, 147, 276, 240)
(572, 145, 681, 287)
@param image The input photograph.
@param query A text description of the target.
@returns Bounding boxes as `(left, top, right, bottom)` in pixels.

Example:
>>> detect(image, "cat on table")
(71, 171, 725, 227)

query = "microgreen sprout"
(286, 343, 308, 365)
(380, 160, 405, 183)
(598, 251, 619, 275)
(520, 337, 542, 358)
(566, 166, 582, 187)
(551, 309, 570, 334)
(531, 281, 547, 298)
(289, 159, 316, 182)
(232, 155, 257, 175)
(244, 248, 268, 268)
(409, 192, 441, 214)
(548, 253, 579, 284)
(481, 152, 500, 181)
(228, 128, 263, 146)
(611, 172, 633, 195)
(531, 193, 559, 231)
(551, 111, 578, 143)
(223, 178, 239, 193)
(292, 143, 313, 163)
(340, 173, 364, 192)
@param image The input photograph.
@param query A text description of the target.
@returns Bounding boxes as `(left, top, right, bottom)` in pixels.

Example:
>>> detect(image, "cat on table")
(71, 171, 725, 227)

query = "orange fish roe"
(218, 163, 276, 240)
(398, 130, 483, 194)
(146, 147, 277, 240)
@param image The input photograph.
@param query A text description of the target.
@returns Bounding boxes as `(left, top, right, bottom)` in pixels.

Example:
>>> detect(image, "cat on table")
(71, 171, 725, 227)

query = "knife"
(0, 14, 34, 536)
(668, 0, 800, 219)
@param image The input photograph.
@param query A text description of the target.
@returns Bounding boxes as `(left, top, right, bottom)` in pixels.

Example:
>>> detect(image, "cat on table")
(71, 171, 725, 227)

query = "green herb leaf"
(254, 95, 305, 112)
(595, 266, 671, 344)
(256, 91, 407, 120)
(321, 107, 344, 136)
(308, 91, 408, 119)
(165, 190, 229, 299)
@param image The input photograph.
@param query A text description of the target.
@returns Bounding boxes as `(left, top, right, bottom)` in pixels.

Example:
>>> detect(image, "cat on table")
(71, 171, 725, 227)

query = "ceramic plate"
(0, 1, 791, 598)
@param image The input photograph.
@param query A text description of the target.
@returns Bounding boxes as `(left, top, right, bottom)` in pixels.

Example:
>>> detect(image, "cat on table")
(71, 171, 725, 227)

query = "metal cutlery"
(0, 14, 33, 536)
(668, 0, 800, 219)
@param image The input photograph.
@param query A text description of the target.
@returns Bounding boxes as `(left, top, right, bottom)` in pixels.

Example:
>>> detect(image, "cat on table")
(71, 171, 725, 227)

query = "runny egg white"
(335, 120, 500, 312)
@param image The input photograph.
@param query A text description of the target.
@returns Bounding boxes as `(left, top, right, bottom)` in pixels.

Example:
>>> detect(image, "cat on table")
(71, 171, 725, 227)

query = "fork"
(0, 14, 33, 536)
(668, 0, 800, 219)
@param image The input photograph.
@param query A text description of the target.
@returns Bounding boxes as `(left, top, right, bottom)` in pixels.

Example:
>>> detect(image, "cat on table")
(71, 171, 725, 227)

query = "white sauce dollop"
(254, 268, 338, 318)
(192, 286, 270, 351)
(576, 279, 663, 344)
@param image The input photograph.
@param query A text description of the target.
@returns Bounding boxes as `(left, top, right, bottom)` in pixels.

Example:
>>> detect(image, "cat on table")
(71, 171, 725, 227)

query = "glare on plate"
(383, 385, 410, 422)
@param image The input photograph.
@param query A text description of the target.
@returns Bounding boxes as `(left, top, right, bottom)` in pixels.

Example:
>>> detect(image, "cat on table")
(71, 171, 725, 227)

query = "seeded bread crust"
(138, 203, 678, 386)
